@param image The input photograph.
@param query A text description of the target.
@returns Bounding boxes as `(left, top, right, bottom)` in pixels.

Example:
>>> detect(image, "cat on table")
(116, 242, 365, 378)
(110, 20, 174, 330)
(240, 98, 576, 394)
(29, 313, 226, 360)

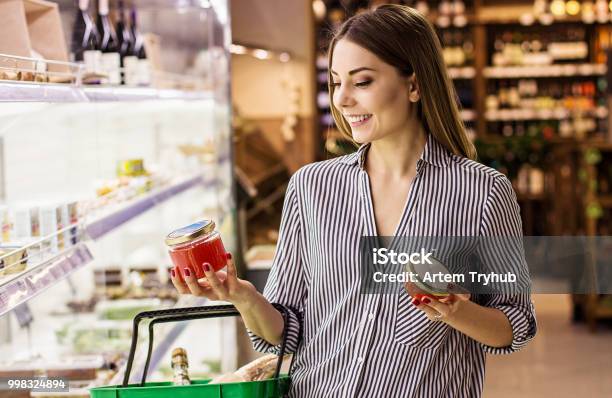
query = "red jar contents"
(166, 220, 227, 280)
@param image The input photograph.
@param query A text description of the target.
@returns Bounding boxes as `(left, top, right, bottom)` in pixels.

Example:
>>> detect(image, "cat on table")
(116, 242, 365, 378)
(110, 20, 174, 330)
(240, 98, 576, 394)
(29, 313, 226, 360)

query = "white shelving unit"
(0, 0, 235, 386)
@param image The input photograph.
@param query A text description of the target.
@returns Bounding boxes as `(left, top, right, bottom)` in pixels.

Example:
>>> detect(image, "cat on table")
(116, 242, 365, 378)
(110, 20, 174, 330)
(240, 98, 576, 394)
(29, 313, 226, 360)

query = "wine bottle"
(96, 0, 121, 84)
(71, 0, 100, 68)
(116, 0, 134, 62)
(121, 6, 142, 86)
(130, 7, 146, 59)
(130, 7, 151, 86)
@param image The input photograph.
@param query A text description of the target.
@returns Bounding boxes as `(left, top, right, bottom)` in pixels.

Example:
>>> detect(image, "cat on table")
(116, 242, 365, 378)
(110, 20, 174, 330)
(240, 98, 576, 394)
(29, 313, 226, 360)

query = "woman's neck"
(365, 124, 427, 178)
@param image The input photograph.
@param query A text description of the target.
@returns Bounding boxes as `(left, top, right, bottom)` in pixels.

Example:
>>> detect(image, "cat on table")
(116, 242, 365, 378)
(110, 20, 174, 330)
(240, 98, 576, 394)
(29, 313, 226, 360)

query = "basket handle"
(122, 303, 296, 389)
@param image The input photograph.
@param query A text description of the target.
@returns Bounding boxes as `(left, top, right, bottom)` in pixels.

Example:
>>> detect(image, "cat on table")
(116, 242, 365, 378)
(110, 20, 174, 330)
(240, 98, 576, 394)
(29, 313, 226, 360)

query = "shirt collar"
(339, 134, 452, 169)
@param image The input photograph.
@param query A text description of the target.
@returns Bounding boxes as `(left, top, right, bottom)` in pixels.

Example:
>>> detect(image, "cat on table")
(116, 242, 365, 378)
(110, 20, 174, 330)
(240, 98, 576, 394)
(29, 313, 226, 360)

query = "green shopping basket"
(90, 304, 295, 398)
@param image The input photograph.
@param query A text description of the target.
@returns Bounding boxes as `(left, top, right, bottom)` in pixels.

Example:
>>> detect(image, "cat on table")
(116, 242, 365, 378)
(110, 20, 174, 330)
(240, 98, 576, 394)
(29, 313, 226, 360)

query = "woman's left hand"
(407, 285, 471, 322)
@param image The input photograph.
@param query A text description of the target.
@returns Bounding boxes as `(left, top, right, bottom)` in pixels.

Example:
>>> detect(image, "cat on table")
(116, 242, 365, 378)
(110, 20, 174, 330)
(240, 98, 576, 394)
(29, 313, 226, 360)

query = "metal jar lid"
(171, 347, 188, 366)
(165, 220, 216, 246)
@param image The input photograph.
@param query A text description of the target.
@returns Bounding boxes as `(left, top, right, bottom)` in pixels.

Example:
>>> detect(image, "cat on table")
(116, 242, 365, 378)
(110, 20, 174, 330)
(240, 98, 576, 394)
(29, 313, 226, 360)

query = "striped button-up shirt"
(249, 134, 537, 397)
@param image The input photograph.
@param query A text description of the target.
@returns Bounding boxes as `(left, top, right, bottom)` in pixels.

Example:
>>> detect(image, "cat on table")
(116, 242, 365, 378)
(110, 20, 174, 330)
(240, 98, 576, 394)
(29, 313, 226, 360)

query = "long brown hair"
(327, 4, 477, 160)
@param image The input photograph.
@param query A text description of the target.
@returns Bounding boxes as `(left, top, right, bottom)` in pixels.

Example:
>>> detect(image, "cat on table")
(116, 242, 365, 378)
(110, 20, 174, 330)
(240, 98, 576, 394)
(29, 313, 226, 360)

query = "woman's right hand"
(169, 252, 257, 309)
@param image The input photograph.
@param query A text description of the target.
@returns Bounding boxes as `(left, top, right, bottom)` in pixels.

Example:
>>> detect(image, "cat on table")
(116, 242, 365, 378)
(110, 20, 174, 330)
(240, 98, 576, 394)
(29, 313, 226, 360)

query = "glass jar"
(165, 220, 227, 280)
(404, 255, 452, 301)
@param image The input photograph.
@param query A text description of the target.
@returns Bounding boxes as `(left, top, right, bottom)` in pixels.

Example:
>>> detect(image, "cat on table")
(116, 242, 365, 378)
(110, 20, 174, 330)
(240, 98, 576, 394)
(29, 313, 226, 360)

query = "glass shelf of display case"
(0, 170, 223, 316)
(85, 173, 216, 240)
(0, 54, 212, 103)
(0, 81, 213, 103)
(0, 242, 93, 316)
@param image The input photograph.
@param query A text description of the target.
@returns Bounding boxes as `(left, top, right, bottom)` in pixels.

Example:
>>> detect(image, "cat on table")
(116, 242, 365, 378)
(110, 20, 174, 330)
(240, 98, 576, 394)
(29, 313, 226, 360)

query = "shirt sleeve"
(247, 174, 306, 355)
(476, 175, 537, 355)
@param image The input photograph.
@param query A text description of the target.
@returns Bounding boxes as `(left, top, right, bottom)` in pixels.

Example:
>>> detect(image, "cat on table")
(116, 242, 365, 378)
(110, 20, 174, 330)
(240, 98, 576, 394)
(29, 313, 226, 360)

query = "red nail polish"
(412, 298, 420, 306)
(226, 252, 232, 260)
(203, 263, 210, 272)
(422, 298, 431, 304)
(184, 268, 191, 277)
(170, 269, 175, 278)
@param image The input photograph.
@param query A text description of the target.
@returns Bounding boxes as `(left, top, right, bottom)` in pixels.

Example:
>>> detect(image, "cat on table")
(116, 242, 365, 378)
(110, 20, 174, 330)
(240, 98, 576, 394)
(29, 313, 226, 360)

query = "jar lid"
(172, 347, 187, 357)
(165, 220, 215, 246)
(404, 255, 450, 296)
(171, 347, 188, 365)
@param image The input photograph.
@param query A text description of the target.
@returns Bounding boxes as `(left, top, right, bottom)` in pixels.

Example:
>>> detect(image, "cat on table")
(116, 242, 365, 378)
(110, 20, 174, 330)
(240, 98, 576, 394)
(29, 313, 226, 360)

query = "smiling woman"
(172, 4, 537, 398)
(327, 5, 476, 160)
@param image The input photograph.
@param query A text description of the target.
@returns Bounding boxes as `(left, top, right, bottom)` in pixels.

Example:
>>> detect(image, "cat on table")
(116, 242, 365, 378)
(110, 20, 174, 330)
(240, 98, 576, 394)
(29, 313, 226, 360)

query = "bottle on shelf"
(120, 9, 138, 86)
(452, 0, 467, 27)
(171, 347, 191, 386)
(115, 0, 134, 75)
(130, 7, 146, 60)
(437, 0, 452, 28)
(129, 6, 151, 86)
(71, 0, 101, 74)
(96, 0, 121, 85)
(582, 0, 596, 23)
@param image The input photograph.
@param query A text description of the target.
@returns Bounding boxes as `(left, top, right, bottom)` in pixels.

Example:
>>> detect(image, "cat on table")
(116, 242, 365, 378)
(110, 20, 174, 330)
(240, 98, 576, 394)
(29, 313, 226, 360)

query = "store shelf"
(485, 106, 609, 121)
(579, 141, 612, 151)
(82, 86, 213, 102)
(0, 243, 93, 317)
(448, 67, 476, 80)
(598, 195, 612, 207)
(460, 109, 476, 121)
(85, 174, 214, 240)
(484, 64, 607, 79)
(478, 4, 584, 24)
(0, 81, 213, 103)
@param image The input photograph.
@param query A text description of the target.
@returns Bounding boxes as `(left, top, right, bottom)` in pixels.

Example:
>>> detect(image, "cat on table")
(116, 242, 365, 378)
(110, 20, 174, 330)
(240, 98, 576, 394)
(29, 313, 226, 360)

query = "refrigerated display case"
(0, 0, 235, 392)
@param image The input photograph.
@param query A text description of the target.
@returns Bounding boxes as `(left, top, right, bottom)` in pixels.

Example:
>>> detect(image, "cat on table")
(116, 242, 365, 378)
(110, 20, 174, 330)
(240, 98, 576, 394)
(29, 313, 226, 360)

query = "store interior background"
(0, 0, 610, 396)
(232, 1, 612, 397)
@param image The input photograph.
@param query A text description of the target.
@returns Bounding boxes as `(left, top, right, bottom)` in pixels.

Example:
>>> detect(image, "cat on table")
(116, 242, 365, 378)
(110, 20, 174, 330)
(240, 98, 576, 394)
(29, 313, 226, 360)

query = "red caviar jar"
(165, 220, 227, 280)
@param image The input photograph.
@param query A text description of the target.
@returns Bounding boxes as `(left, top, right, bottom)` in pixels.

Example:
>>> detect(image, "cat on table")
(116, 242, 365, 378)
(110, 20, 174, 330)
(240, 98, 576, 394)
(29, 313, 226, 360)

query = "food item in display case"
(0, 70, 21, 81)
(56, 203, 69, 250)
(165, 220, 227, 280)
(20, 71, 35, 81)
(95, 298, 161, 320)
(94, 267, 124, 298)
(13, 205, 40, 239)
(209, 354, 288, 384)
(0, 245, 27, 275)
(39, 204, 59, 254)
(171, 347, 191, 386)
(67, 201, 79, 246)
(117, 158, 147, 177)
(0, 205, 11, 242)
(56, 320, 133, 354)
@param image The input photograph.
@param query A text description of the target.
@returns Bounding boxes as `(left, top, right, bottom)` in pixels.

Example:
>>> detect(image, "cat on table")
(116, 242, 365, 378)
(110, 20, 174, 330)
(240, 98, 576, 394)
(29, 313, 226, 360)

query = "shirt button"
(368, 313, 375, 321)
(357, 357, 364, 363)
